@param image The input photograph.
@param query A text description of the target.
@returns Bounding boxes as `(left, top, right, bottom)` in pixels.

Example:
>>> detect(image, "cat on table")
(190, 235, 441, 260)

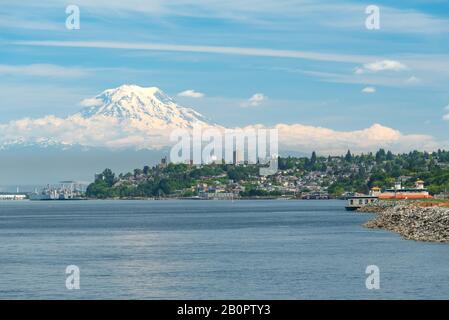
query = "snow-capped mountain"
(0, 84, 219, 151)
(73, 84, 213, 129)
(0, 137, 73, 151)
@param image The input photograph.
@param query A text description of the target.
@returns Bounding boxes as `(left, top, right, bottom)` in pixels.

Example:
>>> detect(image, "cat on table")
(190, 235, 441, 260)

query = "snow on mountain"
(0, 84, 437, 154)
(0, 137, 83, 151)
(73, 84, 213, 129)
(0, 85, 219, 151)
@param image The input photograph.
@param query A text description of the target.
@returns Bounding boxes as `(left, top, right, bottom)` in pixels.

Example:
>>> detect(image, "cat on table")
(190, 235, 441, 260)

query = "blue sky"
(1, 0, 449, 142)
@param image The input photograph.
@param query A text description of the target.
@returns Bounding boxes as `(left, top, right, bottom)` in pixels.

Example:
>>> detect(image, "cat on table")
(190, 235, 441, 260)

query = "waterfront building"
(0, 194, 27, 200)
(345, 195, 378, 211)
(199, 191, 236, 200)
(378, 180, 432, 199)
(370, 187, 381, 197)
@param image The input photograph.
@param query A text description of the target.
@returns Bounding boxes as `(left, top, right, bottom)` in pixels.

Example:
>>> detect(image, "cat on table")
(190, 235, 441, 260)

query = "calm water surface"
(0, 200, 448, 299)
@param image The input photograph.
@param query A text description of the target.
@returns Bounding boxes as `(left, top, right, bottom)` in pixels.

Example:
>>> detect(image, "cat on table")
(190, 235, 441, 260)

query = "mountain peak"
(108, 84, 164, 97)
(74, 84, 212, 129)
(98, 84, 172, 106)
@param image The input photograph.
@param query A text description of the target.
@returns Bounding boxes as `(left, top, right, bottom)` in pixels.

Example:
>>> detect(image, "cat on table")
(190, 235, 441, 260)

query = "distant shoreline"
(12, 197, 344, 202)
(85, 197, 337, 201)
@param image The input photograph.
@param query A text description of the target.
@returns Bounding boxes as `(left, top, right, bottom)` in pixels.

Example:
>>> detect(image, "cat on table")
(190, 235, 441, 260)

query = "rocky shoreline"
(357, 200, 449, 243)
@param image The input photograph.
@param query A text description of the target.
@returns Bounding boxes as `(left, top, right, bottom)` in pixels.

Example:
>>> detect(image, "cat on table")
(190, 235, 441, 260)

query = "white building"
(0, 194, 27, 200)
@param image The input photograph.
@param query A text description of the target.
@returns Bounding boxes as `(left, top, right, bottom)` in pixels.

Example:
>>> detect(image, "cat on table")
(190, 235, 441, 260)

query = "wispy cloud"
(355, 60, 407, 74)
(0, 13, 62, 31)
(13, 40, 376, 64)
(177, 89, 205, 98)
(0, 64, 88, 77)
(12, 1, 449, 35)
(380, 7, 449, 35)
(302, 69, 414, 88)
(323, 5, 449, 35)
(442, 105, 449, 121)
(362, 86, 376, 94)
(80, 98, 103, 107)
(405, 76, 420, 85)
(241, 93, 267, 107)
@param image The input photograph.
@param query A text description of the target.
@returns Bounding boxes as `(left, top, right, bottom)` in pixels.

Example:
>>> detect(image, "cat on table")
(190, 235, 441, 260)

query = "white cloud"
(241, 93, 266, 107)
(272, 123, 439, 154)
(323, 5, 449, 35)
(80, 98, 103, 107)
(300, 56, 449, 89)
(380, 7, 449, 35)
(0, 64, 88, 77)
(15, 1, 449, 35)
(14, 40, 375, 64)
(0, 115, 172, 150)
(442, 105, 449, 121)
(177, 89, 205, 98)
(0, 14, 62, 31)
(405, 76, 420, 84)
(0, 83, 443, 154)
(302, 69, 417, 88)
(355, 60, 408, 74)
(362, 86, 376, 94)
(0, 113, 440, 154)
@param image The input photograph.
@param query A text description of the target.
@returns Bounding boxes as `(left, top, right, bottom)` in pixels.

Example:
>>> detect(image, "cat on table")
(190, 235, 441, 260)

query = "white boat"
(345, 195, 378, 211)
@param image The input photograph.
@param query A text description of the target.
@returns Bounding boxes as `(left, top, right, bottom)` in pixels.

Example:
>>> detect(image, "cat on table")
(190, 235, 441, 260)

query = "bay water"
(0, 200, 448, 299)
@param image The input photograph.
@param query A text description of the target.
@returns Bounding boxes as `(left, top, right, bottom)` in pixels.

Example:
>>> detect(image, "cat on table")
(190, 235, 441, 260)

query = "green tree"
(376, 149, 386, 163)
(96, 168, 115, 187)
(345, 150, 353, 162)
(386, 150, 394, 161)
(311, 151, 317, 165)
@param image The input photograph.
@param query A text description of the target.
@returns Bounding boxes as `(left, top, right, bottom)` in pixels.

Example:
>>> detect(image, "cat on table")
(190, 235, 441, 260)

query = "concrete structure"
(378, 180, 432, 199)
(370, 187, 381, 197)
(0, 194, 27, 200)
(345, 195, 378, 211)
(199, 191, 236, 200)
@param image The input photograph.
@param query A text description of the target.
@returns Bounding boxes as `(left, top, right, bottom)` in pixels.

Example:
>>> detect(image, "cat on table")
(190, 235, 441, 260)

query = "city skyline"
(1, 1, 449, 184)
